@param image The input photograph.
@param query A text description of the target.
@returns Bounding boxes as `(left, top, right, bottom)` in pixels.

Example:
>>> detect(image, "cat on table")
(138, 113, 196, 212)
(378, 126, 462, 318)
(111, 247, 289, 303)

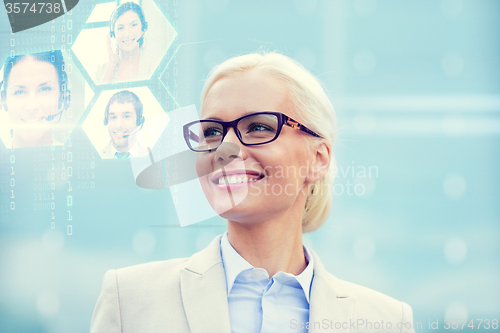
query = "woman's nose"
(23, 94, 40, 114)
(213, 127, 248, 166)
(213, 142, 240, 168)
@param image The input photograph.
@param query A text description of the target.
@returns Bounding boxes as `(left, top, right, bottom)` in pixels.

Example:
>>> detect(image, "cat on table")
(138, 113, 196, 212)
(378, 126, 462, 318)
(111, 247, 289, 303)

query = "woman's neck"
(227, 211, 307, 278)
(117, 48, 141, 79)
(119, 47, 141, 62)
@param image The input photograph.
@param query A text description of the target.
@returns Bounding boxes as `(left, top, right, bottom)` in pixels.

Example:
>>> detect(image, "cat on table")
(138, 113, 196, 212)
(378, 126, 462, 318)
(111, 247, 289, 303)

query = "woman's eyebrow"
(38, 81, 56, 87)
(10, 85, 26, 89)
(202, 116, 223, 121)
(201, 111, 257, 121)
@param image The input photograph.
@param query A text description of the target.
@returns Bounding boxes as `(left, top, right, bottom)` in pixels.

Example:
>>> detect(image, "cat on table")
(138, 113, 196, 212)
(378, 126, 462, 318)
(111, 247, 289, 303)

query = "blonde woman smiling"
(91, 53, 414, 333)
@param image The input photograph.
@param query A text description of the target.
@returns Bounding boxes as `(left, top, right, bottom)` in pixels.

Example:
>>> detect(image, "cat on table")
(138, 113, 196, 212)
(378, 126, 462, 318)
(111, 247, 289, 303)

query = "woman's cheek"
(195, 153, 215, 179)
(248, 182, 261, 197)
(7, 108, 21, 123)
(198, 174, 211, 201)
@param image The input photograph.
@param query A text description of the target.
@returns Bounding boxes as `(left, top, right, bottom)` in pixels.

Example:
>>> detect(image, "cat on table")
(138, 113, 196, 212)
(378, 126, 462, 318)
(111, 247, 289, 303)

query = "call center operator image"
(90, 53, 415, 332)
(95, 1, 152, 84)
(1, 50, 70, 149)
(100, 90, 148, 159)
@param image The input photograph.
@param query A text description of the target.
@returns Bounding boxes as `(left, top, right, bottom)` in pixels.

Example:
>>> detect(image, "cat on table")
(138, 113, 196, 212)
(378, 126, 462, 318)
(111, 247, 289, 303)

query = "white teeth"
(216, 175, 260, 185)
(22, 118, 42, 123)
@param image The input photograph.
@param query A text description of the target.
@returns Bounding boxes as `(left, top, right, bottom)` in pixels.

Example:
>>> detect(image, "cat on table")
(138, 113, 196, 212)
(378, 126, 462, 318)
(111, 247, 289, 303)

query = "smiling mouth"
(21, 117, 44, 123)
(122, 38, 135, 44)
(214, 174, 263, 185)
(212, 169, 265, 188)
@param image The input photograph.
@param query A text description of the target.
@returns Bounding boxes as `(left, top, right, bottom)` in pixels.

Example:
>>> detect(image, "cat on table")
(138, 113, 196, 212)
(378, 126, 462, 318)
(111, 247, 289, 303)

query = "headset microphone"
(123, 122, 143, 138)
(137, 31, 146, 44)
(44, 110, 64, 122)
(40, 93, 68, 122)
(136, 22, 148, 44)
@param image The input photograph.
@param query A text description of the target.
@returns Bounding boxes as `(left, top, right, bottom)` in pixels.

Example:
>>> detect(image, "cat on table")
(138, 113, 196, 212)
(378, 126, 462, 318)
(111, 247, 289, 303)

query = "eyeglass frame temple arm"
(282, 115, 322, 138)
(187, 128, 200, 143)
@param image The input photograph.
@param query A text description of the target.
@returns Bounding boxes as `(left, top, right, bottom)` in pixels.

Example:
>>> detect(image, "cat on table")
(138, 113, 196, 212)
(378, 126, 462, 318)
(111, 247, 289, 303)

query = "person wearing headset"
(101, 90, 148, 159)
(1, 50, 70, 149)
(91, 53, 415, 332)
(95, 1, 151, 84)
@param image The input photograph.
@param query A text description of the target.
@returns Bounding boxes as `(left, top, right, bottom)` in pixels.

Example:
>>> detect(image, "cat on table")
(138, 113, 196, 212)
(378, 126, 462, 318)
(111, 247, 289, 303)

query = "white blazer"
(90, 235, 414, 333)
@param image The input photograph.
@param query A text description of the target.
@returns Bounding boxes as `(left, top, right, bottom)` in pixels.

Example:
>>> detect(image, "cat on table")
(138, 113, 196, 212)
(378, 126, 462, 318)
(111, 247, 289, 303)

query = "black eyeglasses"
(183, 111, 322, 152)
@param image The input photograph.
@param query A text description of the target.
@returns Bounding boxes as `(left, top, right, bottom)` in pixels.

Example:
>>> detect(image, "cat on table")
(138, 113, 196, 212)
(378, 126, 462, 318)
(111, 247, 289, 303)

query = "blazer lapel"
(309, 250, 356, 333)
(180, 235, 231, 333)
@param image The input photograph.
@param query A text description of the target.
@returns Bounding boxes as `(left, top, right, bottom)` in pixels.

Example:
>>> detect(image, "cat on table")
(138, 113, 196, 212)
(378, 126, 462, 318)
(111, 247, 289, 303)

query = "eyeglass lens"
(187, 114, 279, 151)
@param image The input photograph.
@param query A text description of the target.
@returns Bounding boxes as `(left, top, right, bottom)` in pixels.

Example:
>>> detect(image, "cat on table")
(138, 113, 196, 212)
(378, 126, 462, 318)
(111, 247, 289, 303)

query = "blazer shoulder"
(115, 257, 188, 286)
(91, 258, 192, 333)
(334, 276, 414, 329)
(316, 269, 413, 324)
(339, 278, 401, 305)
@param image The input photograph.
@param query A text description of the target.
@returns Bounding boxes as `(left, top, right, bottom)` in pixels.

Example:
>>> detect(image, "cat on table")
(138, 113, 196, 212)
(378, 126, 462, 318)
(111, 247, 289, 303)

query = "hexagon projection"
(82, 86, 168, 160)
(159, 41, 210, 112)
(0, 51, 88, 150)
(71, 0, 177, 86)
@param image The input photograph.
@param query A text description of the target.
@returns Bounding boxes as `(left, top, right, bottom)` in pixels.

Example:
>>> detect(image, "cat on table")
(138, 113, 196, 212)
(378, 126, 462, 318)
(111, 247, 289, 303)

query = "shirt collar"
(220, 231, 315, 303)
(109, 139, 143, 158)
(220, 232, 253, 296)
(296, 245, 314, 303)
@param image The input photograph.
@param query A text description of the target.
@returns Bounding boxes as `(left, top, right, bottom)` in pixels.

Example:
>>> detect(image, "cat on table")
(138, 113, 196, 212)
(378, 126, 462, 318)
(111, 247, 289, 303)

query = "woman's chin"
(14, 129, 52, 147)
(213, 201, 252, 221)
(119, 44, 139, 53)
(206, 185, 249, 216)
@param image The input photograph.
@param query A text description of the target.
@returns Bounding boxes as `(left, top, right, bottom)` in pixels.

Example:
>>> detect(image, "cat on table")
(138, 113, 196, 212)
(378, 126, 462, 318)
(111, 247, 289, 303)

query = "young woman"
(91, 53, 414, 333)
(96, 1, 152, 84)
(1, 50, 69, 149)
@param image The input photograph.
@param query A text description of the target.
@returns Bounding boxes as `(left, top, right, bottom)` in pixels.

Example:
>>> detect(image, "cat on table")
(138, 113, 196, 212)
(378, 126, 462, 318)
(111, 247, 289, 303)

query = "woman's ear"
(306, 140, 331, 183)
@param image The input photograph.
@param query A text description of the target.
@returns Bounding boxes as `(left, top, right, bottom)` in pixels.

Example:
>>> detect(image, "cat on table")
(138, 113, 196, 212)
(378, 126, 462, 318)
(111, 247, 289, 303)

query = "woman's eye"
(247, 123, 274, 132)
(203, 127, 223, 138)
(13, 90, 27, 96)
(39, 86, 53, 93)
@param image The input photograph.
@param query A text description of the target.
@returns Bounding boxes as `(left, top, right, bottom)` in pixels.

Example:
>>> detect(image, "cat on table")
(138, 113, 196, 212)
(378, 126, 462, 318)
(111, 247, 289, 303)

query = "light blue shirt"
(220, 232, 314, 333)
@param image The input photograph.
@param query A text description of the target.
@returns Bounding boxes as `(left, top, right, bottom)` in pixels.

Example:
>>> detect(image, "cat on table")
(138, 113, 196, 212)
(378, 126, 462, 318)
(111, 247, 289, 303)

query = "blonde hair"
(201, 52, 337, 233)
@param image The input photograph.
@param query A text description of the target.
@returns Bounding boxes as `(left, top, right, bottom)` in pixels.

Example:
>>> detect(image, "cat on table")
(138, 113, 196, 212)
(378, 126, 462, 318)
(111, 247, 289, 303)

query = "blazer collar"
(180, 235, 231, 333)
(308, 248, 356, 333)
(180, 235, 356, 333)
